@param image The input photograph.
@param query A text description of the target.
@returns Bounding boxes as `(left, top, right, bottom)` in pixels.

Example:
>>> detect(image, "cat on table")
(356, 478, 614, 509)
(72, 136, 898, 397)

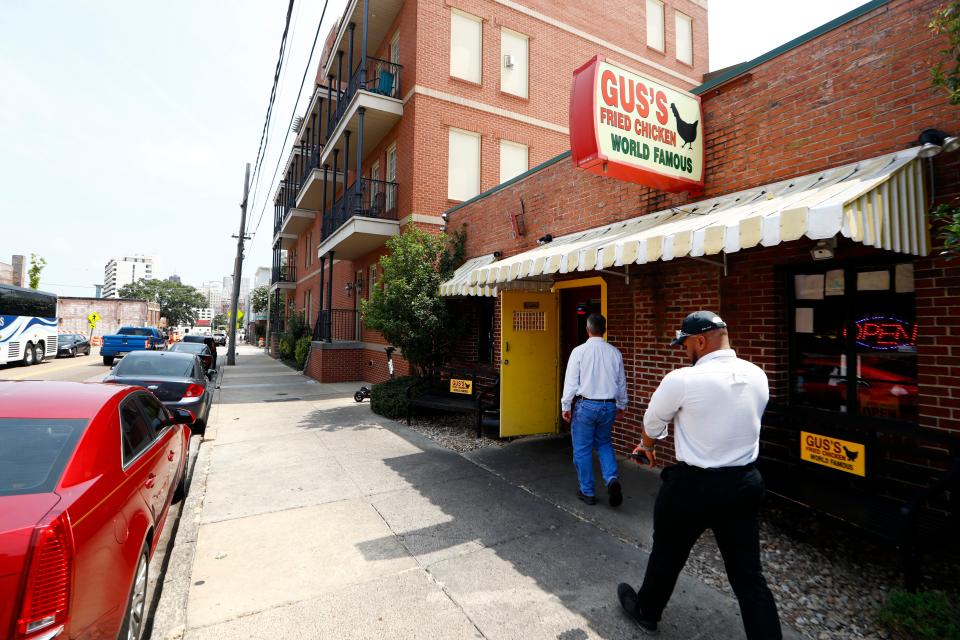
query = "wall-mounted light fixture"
(493, 250, 502, 259)
(811, 237, 837, 261)
(344, 282, 354, 295)
(537, 234, 553, 245)
(917, 129, 960, 158)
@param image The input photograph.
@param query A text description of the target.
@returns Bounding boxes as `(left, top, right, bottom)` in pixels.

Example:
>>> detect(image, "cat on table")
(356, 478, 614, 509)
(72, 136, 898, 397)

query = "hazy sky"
(1, 0, 869, 297)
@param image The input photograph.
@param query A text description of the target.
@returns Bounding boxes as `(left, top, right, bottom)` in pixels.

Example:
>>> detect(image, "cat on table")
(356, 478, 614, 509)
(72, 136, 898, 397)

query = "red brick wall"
(304, 345, 364, 382)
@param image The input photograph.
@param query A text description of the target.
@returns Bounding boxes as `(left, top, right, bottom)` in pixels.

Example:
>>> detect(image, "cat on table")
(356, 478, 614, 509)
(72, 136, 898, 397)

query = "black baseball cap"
(671, 310, 727, 345)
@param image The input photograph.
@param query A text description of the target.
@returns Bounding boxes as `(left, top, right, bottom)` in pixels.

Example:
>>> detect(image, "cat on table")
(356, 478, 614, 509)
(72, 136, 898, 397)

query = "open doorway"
(559, 286, 602, 385)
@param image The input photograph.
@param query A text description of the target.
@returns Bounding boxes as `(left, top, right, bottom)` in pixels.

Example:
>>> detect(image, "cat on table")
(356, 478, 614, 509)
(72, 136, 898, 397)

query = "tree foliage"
(118, 278, 206, 327)
(930, 1, 960, 105)
(360, 226, 466, 377)
(250, 285, 269, 314)
(213, 313, 228, 329)
(28, 254, 46, 289)
(932, 200, 960, 257)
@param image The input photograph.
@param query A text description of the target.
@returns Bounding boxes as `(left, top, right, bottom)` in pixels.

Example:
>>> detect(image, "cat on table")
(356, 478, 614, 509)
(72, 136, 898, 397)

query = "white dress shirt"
(561, 337, 628, 412)
(643, 349, 768, 468)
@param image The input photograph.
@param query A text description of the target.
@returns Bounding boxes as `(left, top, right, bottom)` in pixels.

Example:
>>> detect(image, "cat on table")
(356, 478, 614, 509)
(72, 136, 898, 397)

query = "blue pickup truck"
(100, 326, 167, 365)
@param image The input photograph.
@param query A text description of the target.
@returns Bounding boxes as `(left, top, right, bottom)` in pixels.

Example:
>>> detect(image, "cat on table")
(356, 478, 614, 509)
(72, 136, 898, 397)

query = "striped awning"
(439, 254, 499, 297)
(463, 147, 929, 289)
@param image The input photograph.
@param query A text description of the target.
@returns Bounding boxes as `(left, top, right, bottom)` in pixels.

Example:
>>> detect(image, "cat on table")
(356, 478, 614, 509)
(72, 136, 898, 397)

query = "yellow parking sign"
(800, 432, 866, 477)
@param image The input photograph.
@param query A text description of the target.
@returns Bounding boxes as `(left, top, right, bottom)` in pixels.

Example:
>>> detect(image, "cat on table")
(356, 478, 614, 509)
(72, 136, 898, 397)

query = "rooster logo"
(842, 446, 859, 461)
(670, 103, 699, 150)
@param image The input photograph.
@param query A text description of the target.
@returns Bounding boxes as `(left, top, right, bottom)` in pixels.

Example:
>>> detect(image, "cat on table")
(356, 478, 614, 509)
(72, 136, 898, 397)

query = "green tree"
(28, 254, 47, 289)
(118, 279, 206, 327)
(360, 226, 466, 377)
(930, 1, 960, 105)
(250, 285, 269, 314)
(213, 313, 228, 329)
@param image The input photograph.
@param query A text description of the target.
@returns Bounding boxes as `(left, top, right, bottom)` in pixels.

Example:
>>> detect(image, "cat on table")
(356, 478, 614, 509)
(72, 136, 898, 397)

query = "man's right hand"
(562, 410, 572, 423)
(632, 444, 656, 467)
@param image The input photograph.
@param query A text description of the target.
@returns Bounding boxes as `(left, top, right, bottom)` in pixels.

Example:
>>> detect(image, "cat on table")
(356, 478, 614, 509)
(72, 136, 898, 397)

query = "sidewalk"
(155, 345, 799, 639)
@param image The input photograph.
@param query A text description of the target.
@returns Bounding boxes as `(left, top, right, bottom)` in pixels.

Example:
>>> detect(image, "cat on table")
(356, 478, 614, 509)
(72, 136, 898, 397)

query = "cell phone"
(629, 450, 653, 465)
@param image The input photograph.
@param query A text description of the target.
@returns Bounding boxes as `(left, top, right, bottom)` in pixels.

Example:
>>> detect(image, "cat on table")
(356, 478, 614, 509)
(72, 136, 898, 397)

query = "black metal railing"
(322, 177, 398, 240)
(328, 56, 402, 135)
(314, 308, 360, 342)
(271, 264, 297, 284)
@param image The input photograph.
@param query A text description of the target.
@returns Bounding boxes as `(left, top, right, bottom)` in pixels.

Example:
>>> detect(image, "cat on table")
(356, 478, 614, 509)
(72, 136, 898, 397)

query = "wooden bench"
(759, 407, 960, 590)
(406, 367, 500, 437)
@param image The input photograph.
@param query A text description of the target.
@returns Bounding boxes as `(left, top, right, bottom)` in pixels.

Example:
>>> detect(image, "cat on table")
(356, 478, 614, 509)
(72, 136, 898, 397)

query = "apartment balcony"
(314, 308, 360, 342)
(319, 56, 404, 171)
(269, 264, 297, 291)
(318, 177, 399, 261)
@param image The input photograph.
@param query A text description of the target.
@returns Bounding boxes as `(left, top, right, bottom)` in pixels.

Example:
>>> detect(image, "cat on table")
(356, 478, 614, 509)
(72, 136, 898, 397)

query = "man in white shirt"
(561, 313, 628, 506)
(617, 311, 782, 639)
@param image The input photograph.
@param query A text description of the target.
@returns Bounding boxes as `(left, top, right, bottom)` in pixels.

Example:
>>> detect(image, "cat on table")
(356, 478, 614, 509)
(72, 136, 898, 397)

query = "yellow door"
(499, 290, 559, 437)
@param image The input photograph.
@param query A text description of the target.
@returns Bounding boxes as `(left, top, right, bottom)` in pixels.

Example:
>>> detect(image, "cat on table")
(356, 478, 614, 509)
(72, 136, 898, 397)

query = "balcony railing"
(271, 264, 297, 284)
(322, 177, 398, 240)
(314, 308, 360, 342)
(328, 56, 402, 135)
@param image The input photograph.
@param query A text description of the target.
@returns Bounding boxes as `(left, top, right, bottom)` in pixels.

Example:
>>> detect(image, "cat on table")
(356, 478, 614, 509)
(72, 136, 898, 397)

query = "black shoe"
(617, 583, 658, 634)
(607, 479, 623, 507)
(577, 490, 597, 505)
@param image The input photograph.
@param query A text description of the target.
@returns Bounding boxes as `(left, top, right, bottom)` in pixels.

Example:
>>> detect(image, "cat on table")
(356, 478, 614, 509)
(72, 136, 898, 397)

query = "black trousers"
(637, 463, 782, 640)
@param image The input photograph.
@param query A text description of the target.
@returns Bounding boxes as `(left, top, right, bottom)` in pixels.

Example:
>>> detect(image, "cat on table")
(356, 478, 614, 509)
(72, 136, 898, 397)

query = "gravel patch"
(398, 412, 508, 453)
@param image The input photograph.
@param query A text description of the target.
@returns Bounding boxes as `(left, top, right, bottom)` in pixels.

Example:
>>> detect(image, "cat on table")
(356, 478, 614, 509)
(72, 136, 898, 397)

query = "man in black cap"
(617, 310, 782, 638)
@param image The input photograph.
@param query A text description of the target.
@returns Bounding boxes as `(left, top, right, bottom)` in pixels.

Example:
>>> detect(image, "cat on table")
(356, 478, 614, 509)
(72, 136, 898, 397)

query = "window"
(500, 29, 528, 98)
(675, 11, 693, 65)
(369, 265, 378, 293)
(137, 395, 168, 437)
(646, 0, 664, 52)
(450, 10, 482, 83)
(120, 397, 154, 465)
(499, 140, 528, 184)
(448, 128, 481, 201)
(789, 261, 917, 422)
(305, 232, 312, 268)
(390, 31, 400, 65)
(385, 143, 397, 212)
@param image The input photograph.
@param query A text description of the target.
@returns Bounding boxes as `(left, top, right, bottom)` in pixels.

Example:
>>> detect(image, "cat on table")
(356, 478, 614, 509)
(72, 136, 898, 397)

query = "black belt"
(576, 396, 616, 404)
(675, 461, 755, 473)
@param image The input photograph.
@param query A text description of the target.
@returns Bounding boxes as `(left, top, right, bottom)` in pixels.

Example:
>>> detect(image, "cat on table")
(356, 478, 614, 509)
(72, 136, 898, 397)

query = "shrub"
(294, 336, 311, 370)
(370, 376, 420, 420)
(878, 590, 960, 640)
(286, 312, 311, 342)
(278, 335, 293, 360)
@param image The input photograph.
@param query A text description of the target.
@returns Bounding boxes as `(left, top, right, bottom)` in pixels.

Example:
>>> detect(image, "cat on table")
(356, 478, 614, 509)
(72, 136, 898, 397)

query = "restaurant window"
(646, 0, 664, 52)
(500, 28, 528, 98)
(450, 10, 482, 83)
(789, 261, 917, 423)
(448, 128, 481, 201)
(499, 140, 528, 184)
(675, 11, 693, 65)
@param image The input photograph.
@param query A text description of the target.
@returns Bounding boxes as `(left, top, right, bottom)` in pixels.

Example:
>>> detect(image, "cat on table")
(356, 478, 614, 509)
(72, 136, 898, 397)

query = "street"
(1, 350, 204, 639)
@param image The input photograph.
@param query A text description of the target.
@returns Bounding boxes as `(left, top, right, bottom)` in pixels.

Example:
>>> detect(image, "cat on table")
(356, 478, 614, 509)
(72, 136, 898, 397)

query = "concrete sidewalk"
(155, 345, 799, 640)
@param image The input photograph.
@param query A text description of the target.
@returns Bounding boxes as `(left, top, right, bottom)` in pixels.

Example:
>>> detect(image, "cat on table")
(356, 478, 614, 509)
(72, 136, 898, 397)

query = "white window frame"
(390, 31, 400, 65)
(675, 11, 693, 65)
(370, 159, 381, 205)
(500, 28, 528, 98)
(447, 128, 481, 202)
(499, 139, 528, 184)
(646, 0, 665, 52)
(385, 143, 397, 212)
(450, 9, 482, 84)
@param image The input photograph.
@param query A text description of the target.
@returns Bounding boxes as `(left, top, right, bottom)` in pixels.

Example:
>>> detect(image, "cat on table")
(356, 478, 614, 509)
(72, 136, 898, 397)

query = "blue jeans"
(571, 399, 619, 496)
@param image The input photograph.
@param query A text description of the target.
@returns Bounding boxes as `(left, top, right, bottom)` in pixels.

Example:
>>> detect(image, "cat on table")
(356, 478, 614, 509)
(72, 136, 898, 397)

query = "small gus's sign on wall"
(570, 55, 704, 193)
(800, 432, 866, 477)
(450, 379, 473, 395)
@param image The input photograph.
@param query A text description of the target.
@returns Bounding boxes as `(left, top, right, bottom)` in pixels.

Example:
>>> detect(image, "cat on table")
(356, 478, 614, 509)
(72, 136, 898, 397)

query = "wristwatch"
(641, 442, 655, 452)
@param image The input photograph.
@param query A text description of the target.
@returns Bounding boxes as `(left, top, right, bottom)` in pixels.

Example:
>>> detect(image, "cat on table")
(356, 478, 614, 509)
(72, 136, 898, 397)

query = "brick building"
(267, 0, 708, 379)
(57, 297, 162, 336)
(436, 0, 959, 516)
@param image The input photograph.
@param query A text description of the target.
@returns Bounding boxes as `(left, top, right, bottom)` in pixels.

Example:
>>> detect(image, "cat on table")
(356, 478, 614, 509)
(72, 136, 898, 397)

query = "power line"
(246, 0, 296, 220)
(247, 0, 332, 245)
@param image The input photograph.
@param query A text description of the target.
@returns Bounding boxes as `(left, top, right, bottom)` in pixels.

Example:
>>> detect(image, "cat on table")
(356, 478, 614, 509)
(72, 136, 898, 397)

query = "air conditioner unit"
(503, 54, 514, 68)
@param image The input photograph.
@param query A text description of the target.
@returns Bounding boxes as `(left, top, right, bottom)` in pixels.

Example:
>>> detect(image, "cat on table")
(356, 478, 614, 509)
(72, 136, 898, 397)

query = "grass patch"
(878, 590, 960, 640)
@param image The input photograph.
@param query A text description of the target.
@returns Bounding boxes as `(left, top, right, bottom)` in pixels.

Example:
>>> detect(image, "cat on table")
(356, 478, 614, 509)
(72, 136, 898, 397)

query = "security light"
(537, 234, 553, 245)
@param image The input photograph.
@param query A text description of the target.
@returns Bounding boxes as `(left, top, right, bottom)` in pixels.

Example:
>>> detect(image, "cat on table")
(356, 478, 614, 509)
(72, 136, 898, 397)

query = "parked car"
(168, 341, 215, 371)
(213, 332, 227, 346)
(180, 334, 218, 367)
(100, 326, 167, 366)
(0, 380, 192, 640)
(103, 351, 215, 433)
(56, 333, 91, 358)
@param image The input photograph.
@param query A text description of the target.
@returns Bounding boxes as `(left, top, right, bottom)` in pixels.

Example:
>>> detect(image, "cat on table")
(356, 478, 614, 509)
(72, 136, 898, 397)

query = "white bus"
(0, 284, 58, 366)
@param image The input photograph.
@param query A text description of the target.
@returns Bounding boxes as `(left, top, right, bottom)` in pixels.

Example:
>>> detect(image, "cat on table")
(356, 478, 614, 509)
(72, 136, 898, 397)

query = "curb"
(150, 439, 213, 640)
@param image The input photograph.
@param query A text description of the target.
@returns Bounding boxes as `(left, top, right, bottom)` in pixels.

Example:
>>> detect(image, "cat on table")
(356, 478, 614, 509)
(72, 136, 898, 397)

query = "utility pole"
(227, 162, 251, 366)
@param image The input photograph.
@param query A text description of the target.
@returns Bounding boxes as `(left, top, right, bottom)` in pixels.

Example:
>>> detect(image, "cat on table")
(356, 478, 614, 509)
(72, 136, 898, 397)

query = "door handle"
(503, 359, 509, 365)
(168, 450, 175, 462)
(145, 473, 156, 489)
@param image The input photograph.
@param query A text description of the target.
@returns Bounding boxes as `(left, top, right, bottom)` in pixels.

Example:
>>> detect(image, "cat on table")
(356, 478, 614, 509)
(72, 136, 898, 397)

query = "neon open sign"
(842, 315, 917, 350)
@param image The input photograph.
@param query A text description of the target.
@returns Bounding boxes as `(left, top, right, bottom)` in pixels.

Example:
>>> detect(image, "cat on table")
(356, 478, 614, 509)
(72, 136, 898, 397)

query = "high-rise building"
(167, 275, 182, 284)
(103, 256, 155, 298)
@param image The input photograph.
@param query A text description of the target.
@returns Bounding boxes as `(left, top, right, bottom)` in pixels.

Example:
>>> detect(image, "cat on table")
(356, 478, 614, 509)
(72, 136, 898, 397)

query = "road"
(1, 350, 202, 639)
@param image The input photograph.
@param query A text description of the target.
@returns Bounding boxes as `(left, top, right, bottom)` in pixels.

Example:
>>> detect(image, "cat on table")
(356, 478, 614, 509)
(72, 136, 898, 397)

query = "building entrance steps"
(156, 345, 800, 639)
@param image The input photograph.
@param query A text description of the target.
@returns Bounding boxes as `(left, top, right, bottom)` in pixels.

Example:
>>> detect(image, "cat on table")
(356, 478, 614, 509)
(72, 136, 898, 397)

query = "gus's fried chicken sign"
(570, 55, 704, 193)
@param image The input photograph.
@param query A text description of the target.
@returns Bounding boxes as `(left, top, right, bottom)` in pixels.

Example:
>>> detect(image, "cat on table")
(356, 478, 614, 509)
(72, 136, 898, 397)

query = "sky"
(0, 0, 870, 297)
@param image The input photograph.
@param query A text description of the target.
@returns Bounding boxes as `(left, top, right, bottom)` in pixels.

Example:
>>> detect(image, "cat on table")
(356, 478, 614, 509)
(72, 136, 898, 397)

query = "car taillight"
(184, 384, 204, 398)
(15, 511, 74, 639)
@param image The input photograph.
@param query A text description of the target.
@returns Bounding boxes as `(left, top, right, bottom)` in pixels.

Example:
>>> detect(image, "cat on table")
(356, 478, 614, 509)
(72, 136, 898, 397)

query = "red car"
(0, 381, 192, 640)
